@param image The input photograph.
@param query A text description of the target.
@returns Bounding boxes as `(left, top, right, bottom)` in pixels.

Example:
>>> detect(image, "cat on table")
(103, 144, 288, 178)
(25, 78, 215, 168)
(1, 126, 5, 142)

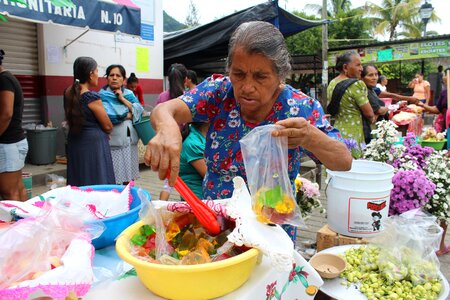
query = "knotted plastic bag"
(239, 125, 304, 227)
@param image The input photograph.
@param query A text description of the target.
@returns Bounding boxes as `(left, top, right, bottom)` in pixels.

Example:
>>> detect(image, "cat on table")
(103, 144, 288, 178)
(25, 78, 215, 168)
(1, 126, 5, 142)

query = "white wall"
(38, 0, 163, 80)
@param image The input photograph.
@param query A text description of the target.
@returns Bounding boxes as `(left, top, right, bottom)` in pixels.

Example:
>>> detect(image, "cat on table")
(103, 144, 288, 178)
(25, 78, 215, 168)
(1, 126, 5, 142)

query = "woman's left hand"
(272, 117, 311, 148)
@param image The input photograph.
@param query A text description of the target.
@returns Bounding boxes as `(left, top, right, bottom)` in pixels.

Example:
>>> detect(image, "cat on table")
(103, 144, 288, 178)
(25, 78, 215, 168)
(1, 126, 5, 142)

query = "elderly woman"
(327, 51, 375, 145)
(145, 21, 352, 240)
(100, 65, 144, 185)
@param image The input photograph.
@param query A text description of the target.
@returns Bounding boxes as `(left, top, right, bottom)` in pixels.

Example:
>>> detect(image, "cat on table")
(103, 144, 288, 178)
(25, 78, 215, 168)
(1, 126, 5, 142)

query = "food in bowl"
(116, 221, 259, 300)
(129, 212, 251, 265)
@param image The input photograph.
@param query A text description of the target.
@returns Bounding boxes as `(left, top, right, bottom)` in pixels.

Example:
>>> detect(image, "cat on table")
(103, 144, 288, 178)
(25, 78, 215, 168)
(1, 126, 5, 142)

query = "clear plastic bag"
(45, 173, 66, 190)
(239, 124, 304, 227)
(0, 200, 101, 293)
(370, 209, 443, 285)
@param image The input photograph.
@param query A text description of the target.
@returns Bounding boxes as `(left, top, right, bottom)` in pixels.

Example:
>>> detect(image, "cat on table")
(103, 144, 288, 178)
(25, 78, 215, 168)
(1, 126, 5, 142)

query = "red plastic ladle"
(167, 173, 221, 235)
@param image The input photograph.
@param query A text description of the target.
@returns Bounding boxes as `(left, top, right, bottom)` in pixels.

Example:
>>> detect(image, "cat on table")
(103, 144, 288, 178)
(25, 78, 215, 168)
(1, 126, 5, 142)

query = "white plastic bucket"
(326, 160, 394, 238)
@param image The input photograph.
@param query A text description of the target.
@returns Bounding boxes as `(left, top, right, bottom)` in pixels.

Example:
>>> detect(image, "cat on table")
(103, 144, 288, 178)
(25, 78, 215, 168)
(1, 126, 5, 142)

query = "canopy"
(164, 1, 323, 74)
(1, 0, 141, 35)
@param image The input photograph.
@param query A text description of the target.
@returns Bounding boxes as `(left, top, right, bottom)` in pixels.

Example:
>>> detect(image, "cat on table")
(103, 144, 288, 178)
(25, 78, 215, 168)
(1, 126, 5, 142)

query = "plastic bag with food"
(370, 209, 442, 285)
(239, 124, 304, 226)
(0, 201, 101, 299)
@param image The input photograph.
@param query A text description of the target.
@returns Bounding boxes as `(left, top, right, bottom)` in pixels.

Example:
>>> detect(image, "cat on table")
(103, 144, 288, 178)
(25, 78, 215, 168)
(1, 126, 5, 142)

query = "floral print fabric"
(327, 78, 369, 145)
(180, 74, 341, 200)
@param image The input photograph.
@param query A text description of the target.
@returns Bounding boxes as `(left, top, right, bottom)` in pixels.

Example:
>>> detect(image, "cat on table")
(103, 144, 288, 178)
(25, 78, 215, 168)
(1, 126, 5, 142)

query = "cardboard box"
(316, 224, 368, 252)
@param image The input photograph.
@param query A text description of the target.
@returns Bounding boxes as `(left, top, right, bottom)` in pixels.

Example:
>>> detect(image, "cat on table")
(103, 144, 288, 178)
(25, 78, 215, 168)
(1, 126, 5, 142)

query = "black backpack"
(327, 78, 358, 116)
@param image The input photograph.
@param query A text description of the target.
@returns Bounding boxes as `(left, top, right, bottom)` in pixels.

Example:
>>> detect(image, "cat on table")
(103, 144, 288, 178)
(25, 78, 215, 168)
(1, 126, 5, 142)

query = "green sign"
(328, 38, 450, 67)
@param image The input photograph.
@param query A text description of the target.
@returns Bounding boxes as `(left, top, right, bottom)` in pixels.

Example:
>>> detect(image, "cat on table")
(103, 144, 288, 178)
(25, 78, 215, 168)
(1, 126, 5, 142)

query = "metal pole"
(321, 0, 328, 110)
(423, 20, 428, 37)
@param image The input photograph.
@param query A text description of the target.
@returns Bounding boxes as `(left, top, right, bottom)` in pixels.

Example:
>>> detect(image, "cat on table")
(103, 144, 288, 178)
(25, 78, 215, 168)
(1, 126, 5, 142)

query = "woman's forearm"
(305, 127, 352, 171)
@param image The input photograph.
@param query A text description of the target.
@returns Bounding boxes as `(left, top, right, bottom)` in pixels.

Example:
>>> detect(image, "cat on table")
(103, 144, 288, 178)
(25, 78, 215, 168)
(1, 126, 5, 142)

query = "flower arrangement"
(423, 150, 450, 221)
(363, 120, 398, 162)
(389, 169, 436, 216)
(391, 132, 434, 171)
(294, 175, 323, 219)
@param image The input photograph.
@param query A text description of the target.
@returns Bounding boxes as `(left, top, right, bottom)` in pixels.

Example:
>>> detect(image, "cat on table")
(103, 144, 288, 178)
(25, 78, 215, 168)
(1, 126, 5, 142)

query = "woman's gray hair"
(226, 21, 291, 79)
(379, 75, 387, 83)
(335, 50, 359, 72)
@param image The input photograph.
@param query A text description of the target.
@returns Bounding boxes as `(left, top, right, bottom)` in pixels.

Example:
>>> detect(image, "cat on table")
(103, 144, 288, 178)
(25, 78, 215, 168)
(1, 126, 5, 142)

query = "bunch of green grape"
(339, 246, 443, 300)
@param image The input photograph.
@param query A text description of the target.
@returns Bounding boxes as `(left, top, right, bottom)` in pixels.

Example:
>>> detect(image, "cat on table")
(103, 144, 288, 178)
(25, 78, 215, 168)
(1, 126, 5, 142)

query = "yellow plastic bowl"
(116, 221, 259, 300)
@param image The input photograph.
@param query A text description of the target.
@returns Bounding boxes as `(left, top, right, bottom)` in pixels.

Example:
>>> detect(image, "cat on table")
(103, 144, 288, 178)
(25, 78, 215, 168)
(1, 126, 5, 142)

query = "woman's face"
(107, 67, 125, 90)
(363, 66, 379, 88)
(344, 55, 363, 79)
(229, 47, 282, 121)
(415, 74, 423, 82)
(127, 81, 138, 91)
(381, 78, 388, 86)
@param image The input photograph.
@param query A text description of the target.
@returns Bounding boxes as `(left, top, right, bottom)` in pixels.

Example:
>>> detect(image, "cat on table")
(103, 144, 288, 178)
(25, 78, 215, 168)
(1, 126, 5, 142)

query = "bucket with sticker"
(326, 160, 394, 238)
(22, 172, 32, 199)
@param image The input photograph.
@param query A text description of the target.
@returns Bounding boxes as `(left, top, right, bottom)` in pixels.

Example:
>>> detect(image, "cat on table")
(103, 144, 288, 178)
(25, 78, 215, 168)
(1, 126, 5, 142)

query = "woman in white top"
(376, 75, 387, 92)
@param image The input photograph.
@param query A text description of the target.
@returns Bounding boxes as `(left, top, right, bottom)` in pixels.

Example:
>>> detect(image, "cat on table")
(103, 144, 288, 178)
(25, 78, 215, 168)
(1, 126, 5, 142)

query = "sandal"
(436, 245, 450, 256)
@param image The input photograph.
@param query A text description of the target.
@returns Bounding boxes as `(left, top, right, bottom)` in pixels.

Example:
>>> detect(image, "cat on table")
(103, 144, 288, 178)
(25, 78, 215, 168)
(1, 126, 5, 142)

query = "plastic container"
(309, 253, 346, 279)
(133, 116, 155, 145)
(21, 172, 32, 199)
(326, 160, 394, 238)
(116, 221, 259, 300)
(26, 128, 57, 165)
(81, 185, 150, 249)
(420, 139, 447, 151)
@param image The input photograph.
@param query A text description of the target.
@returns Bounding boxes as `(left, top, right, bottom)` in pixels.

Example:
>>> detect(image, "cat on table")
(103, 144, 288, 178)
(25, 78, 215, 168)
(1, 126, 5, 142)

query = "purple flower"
(343, 138, 358, 151)
(389, 169, 436, 216)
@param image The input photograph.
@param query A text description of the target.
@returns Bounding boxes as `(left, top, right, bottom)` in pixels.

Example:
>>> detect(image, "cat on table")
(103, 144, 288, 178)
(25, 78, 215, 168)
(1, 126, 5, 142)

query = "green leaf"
(0, 15, 7, 22)
(298, 275, 309, 288)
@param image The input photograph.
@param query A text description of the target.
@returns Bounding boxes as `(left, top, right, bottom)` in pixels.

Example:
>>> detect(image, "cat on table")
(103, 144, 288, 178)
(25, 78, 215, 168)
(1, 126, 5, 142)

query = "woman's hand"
(271, 117, 311, 148)
(114, 88, 124, 100)
(144, 121, 183, 184)
(144, 99, 193, 185)
(273, 117, 352, 171)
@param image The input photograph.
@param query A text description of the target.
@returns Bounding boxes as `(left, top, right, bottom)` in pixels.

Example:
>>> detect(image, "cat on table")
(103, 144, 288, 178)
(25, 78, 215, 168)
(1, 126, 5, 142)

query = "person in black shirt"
(0, 49, 29, 200)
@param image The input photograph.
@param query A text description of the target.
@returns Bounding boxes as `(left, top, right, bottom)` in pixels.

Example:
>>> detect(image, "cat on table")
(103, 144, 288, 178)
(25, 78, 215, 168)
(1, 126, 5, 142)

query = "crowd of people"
(326, 50, 448, 146)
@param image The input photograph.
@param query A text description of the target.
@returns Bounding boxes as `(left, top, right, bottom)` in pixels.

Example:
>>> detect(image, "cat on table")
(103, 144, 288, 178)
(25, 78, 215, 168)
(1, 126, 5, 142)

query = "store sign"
(328, 38, 450, 66)
(1, 0, 141, 35)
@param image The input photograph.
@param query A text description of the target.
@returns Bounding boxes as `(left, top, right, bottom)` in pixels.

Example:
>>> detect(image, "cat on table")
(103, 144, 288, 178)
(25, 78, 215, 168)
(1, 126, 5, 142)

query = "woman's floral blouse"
(180, 75, 341, 200)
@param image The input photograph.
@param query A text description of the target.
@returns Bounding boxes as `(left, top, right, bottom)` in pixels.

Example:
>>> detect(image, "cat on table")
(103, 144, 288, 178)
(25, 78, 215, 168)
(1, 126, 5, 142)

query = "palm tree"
(366, 0, 440, 40)
(398, 16, 438, 38)
(305, 0, 353, 18)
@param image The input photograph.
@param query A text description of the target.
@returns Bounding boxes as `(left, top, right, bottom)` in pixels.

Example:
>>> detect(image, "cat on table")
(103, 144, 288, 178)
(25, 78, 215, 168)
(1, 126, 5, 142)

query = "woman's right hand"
(144, 119, 183, 185)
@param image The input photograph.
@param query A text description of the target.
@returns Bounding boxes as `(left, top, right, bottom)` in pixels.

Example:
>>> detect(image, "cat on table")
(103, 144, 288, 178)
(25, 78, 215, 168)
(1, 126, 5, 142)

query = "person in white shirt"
(376, 75, 387, 92)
